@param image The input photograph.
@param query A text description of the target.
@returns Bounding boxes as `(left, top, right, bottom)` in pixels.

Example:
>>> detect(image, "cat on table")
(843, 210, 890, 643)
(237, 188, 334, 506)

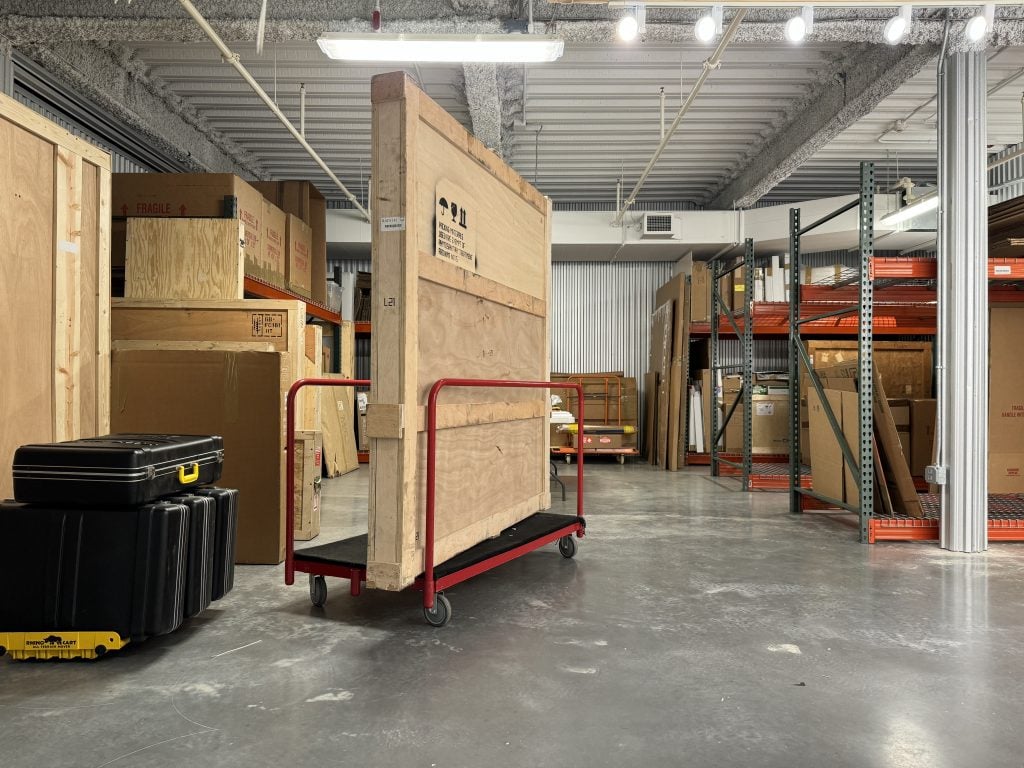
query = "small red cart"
(284, 378, 586, 626)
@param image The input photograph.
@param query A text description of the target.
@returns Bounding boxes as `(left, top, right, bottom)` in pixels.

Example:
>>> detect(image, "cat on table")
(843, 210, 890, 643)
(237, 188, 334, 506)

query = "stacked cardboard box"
(990, 307, 1024, 492)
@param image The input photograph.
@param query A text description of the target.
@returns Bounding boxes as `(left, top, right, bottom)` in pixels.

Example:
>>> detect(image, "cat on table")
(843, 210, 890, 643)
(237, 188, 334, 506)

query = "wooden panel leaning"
(367, 72, 552, 590)
(0, 92, 111, 499)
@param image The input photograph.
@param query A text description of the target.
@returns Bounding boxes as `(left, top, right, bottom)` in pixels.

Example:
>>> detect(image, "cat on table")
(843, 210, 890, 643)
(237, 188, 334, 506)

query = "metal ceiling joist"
(704, 42, 939, 210)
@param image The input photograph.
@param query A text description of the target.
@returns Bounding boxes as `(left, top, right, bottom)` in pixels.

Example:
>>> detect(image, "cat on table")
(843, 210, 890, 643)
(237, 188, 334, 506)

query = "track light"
(884, 5, 912, 44)
(694, 5, 723, 43)
(785, 6, 813, 44)
(618, 4, 646, 43)
(965, 4, 994, 43)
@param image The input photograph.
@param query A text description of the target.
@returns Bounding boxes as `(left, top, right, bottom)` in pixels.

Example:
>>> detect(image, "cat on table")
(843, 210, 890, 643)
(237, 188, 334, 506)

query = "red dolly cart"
(284, 378, 586, 626)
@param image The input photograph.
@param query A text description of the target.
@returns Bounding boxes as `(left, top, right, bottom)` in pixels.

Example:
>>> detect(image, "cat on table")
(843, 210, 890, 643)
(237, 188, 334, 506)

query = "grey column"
(0, 36, 12, 96)
(937, 51, 988, 552)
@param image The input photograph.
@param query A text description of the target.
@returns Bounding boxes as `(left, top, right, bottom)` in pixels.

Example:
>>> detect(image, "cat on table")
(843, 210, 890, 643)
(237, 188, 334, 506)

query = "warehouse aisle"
(3, 463, 1024, 767)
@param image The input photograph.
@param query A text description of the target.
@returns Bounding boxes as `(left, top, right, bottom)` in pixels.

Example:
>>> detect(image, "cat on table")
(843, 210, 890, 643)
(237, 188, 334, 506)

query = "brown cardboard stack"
(645, 273, 690, 469)
(990, 306, 1024, 492)
(253, 180, 329, 304)
(293, 430, 323, 541)
(721, 375, 792, 455)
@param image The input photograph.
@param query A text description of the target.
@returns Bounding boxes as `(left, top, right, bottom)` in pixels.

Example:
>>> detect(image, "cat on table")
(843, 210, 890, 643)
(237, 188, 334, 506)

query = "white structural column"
(937, 51, 988, 552)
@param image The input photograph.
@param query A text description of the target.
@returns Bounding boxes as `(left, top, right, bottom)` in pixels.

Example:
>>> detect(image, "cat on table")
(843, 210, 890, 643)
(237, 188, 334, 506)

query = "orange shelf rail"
(244, 276, 341, 324)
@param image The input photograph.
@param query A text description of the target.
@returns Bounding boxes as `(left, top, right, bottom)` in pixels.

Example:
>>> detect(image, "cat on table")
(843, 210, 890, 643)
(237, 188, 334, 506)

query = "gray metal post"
(788, 210, 802, 515)
(937, 52, 989, 552)
(710, 256, 722, 476)
(742, 239, 754, 490)
(857, 162, 875, 543)
(0, 36, 13, 97)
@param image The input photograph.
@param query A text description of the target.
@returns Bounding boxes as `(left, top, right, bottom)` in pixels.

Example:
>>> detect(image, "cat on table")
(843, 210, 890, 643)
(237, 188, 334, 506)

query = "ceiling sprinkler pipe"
(177, 0, 369, 220)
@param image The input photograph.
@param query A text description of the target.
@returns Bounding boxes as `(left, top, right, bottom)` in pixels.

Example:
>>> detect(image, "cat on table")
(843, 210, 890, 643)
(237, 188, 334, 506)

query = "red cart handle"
(285, 378, 370, 585)
(425, 379, 584, 607)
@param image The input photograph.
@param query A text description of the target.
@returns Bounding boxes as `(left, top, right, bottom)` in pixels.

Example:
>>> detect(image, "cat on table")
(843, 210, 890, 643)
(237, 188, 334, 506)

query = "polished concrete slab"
(3, 462, 1024, 767)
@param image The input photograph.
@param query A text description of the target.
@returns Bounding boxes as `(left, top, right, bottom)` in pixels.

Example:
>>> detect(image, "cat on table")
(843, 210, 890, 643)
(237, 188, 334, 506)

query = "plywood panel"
(807, 341, 933, 399)
(0, 116, 55, 500)
(125, 218, 245, 300)
(367, 72, 551, 590)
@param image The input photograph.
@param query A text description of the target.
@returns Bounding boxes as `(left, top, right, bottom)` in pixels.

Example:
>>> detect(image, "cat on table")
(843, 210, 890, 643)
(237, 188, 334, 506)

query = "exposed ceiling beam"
(703, 42, 939, 210)
(18, 41, 266, 176)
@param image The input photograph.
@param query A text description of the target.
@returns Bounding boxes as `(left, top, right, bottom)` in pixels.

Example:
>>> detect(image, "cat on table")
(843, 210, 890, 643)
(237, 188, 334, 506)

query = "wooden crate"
(366, 72, 552, 591)
(302, 324, 323, 431)
(110, 298, 308, 437)
(293, 429, 323, 541)
(0, 92, 111, 499)
(125, 217, 245, 300)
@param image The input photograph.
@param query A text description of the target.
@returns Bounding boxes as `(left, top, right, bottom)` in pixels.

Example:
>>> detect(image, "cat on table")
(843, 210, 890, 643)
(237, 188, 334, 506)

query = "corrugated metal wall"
(990, 143, 1024, 202)
(551, 261, 673, 442)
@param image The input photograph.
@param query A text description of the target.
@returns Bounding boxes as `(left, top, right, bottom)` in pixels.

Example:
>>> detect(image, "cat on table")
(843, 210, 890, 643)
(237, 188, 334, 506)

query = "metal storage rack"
(788, 162, 876, 542)
(707, 240, 803, 490)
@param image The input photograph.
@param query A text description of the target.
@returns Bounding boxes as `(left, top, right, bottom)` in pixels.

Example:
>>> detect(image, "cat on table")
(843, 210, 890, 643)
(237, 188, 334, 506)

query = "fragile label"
(250, 312, 285, 338)
(994, 265, 1012, 276)
(755, 402, 775, 416)
(434, 179, 477, 271)
(380, 216, 406, 232)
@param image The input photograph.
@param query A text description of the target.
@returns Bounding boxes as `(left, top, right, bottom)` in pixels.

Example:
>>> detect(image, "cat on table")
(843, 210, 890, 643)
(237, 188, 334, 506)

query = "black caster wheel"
(309, 574, 327, 608)
(423, 593, 452, 627)
(558, 535, 577, 559)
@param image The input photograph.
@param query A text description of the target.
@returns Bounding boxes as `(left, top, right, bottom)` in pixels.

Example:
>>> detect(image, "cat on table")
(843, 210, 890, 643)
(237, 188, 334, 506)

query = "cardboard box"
(254, 180, 328, 304)
(841, 389, 861, 503)
(286, 214, 313, 298)
(725, 394, 791, 455)
(111, 349, 289, 565)
(550, 423, 573, 448)
(691, 261, 711, 322)
(910, 399, 936, 477)
(808, 388, 845, 502)
(260, 200, 287, 288)
(990, 307, 1024, 492)
(113, 173, 264, 272)
(888, 398, 912, 461)
(293, 430, 322, 541)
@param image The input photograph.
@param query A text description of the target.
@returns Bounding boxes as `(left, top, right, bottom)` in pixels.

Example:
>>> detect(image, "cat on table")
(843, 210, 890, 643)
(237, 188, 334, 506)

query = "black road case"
(167, 494, 216, 619)
(0, 500, 189, 641)
(192, 487, 239, 601)
(12, 434, 224, 506)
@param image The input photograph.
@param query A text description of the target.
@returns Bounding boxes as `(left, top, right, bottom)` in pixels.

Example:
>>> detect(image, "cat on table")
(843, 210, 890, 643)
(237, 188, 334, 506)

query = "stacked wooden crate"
(0, 92, 112, 499)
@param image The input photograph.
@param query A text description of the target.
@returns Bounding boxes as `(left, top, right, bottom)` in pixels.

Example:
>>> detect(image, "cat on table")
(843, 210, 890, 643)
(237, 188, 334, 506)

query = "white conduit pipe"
(613, 9, 747, 226)
(178, 0, 370, 221)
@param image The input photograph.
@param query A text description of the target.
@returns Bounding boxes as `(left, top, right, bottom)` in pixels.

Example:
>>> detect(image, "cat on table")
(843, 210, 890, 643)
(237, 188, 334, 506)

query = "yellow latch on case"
(178, 463, 200, 484)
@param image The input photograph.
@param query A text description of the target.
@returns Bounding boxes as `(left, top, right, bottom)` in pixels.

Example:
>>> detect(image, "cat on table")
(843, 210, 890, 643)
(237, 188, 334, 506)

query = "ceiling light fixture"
(694, 5, 724, 43)
(883, 5, 912, 45)
(618, 4, 646, 43)
(878, 192, 938, 226)
(785, 6, 813, 44)
(316, 33, 565, 63)
(965, 4, 994, 43)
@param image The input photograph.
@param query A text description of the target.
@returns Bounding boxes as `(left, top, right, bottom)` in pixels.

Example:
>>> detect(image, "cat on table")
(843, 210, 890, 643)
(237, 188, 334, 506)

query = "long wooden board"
(367, 72, 551, 590)
(655, 273, 691, 470)
(0, 92, 110, 500)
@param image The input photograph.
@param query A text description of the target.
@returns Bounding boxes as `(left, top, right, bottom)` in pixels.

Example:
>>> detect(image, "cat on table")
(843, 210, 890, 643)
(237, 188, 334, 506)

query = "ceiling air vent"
(641, 213, 677, 239)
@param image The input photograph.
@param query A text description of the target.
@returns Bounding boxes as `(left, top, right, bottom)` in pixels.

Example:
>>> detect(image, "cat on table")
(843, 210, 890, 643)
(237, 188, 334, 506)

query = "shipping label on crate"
(250, 312, 285, 338)
(434, 179, 477, 271)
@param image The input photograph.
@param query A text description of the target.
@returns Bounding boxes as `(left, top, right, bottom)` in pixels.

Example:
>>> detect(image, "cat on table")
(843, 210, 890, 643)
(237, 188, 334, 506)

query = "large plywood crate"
(366, 72, 552, 590)
(0, 92, 111, 499)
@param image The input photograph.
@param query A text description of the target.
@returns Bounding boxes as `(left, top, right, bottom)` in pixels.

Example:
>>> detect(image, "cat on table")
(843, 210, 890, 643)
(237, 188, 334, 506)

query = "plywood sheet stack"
(366, 72, 551, 590)
(646, 273, 690, 470)
(0, 92, 112, 499)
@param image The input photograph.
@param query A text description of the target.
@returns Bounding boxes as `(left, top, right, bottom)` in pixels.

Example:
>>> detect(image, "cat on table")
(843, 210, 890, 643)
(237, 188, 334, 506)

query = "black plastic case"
(12, 434, 224, 506)
(0, 501, 189, 641)
(166, 495, 216, 619)
(192, 487, 239, 601)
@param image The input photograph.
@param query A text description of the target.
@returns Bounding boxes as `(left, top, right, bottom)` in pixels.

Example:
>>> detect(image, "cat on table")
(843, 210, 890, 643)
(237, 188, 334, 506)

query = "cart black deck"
(294, 512, 579, 578)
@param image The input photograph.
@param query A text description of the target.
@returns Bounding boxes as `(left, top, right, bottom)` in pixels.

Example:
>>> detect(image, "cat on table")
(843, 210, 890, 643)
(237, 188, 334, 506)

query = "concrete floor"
(4, 463, 1024, 767)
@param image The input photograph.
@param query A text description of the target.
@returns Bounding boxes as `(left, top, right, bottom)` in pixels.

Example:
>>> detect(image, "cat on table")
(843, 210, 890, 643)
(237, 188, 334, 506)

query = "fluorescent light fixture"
(618, 14, 639, 41)
(618, 4, 646, 42)
(965, 4, 994, 43)
(316, 33, 565, 63)
(785, 6, 813, 43)
(694, 5, 724, 43)
(884, 5, 912, 44)
(879, 192, 938, 226)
